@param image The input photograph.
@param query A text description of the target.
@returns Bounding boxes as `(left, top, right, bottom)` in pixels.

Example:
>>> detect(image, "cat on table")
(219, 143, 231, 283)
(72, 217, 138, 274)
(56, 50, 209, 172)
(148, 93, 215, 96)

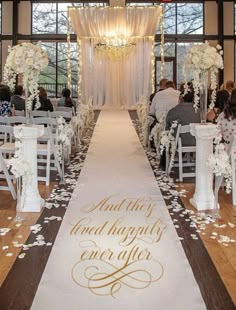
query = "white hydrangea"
(4, 42, 48, 112)
(208, 131, 232, 194)
(183, 42, 224, 112)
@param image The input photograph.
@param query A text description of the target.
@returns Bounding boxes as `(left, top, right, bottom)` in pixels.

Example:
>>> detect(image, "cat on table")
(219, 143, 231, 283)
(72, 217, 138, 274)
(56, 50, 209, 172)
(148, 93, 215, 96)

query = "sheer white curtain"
(70, 7, 161, 108)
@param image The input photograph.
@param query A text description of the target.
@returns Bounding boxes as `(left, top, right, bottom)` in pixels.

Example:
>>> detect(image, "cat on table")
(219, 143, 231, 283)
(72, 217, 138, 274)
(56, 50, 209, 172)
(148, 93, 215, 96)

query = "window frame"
(30, 1, 208, 95)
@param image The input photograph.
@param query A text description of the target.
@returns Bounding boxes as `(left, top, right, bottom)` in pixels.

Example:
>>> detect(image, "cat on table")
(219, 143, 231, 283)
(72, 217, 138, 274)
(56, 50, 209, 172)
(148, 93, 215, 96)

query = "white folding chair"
(55, 106, 75, 116)
(0, 117, 9, 141)
(32, 117, 61, 185)
(0, 116, 9, 125)
(0, 125, 15, 156)
(229, 136, 236, 205)
(31, 110, 49, 118)
(175, 124, 196, 181)
(0, 126, 16, 183)
(15, 110, 25, 116)
(7, 116, 27, 125)
(49, 111, 72, 120)
(0, 151, 17, 199)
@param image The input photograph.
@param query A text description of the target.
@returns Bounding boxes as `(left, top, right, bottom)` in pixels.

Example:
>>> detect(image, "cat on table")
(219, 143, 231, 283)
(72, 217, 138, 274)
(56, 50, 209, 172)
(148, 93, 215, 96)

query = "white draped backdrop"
(69, 7, 162, 108)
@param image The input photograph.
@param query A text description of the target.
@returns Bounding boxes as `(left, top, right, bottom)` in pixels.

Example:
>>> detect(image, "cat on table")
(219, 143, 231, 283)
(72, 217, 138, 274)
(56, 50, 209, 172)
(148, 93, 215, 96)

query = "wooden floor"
(0, 180, 56, 287)
(179, 183, 236, 305)
(0, 179, 235, 306)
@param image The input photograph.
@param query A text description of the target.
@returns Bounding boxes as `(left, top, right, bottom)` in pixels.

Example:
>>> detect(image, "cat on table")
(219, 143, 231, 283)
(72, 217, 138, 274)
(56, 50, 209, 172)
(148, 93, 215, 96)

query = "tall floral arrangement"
(4, 42, 48, 112)
(183, 42, 223, 111)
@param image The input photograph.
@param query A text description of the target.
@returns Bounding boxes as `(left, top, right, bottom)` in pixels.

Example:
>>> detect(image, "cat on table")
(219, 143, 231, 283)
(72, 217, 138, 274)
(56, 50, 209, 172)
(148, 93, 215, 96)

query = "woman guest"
(11, 85, 25, 111)
(58, 88, 76, 111)
(207, 90, 229, 123)
(0, 86, 13, 116)
(33, 87, 54, 111)
(217, 88, 236, 143)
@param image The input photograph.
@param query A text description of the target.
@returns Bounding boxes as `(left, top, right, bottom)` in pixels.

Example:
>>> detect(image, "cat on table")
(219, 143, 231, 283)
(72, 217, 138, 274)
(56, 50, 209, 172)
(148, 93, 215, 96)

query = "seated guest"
(33, 87, 54, 111)
(217, 88, 236, 144)
(148, 78, 168, 132)
(0, 86, 13, 116)
(149, 80, 180, 123)
(149, 78, 168, 104)
(58, 88, 76, 111)
(166, 84, 200, 146)
(11, 85, 25, 111)
(207, 90, 229, 123)
(225, 80, 234, 95)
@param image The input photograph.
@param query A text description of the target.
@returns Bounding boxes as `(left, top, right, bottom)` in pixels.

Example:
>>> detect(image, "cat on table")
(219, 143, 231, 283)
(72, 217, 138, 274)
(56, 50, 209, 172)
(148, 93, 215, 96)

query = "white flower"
(25, 58, 33, 66)
(4, 42, 48, 113)
(192, 55, 200, 65)
(183, 42, 224, 112)
(208, 131, 232, 193)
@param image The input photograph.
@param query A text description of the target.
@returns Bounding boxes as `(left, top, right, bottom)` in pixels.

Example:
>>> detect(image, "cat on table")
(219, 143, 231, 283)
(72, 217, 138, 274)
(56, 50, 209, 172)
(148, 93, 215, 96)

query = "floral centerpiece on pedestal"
(183, 42, 224, 122)
(4, 42, 48, 113)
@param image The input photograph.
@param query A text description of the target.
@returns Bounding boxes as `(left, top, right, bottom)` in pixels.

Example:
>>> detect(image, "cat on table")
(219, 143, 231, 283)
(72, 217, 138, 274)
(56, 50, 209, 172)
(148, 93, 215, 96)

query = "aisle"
(32, 111, 205, 310)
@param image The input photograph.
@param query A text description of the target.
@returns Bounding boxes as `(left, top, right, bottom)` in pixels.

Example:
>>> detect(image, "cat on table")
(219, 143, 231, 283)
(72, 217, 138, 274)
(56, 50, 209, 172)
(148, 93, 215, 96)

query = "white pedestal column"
(190, 123, 218, 211)
(14, 124, 45, 212)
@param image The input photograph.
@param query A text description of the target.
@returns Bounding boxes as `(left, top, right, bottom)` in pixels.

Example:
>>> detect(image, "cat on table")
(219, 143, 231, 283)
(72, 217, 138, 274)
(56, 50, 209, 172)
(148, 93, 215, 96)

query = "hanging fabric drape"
(70, 7, 161, 38)
(69, 6, 162, 108)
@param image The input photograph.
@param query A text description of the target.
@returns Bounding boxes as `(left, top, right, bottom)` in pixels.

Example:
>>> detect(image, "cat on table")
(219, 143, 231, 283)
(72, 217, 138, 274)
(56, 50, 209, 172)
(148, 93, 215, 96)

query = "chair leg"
(231, 155, 236, 205)
(0, 155, 16, 200)
(179, 151, 183, 182)
(46, 141, 51, 186)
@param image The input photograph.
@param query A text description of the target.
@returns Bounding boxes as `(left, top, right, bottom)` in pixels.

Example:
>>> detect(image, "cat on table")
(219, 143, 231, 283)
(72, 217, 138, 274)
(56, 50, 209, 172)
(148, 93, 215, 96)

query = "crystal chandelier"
(95, 35, 135, 60)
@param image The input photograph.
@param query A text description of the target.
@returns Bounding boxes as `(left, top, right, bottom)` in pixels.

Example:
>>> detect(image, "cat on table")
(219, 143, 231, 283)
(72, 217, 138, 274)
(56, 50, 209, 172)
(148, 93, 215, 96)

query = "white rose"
(192, 55, 200, 65)
(216, 44, 222, 50)
(27, 50, 34, 57)
(26, 57, 33, 66)
(203, 56, 214, 69)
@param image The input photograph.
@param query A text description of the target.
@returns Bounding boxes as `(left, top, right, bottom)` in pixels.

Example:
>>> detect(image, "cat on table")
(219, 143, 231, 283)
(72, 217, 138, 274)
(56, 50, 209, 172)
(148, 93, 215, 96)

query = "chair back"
(31, 110, 49, 117)
(15, 110, 25, 116)
(0, 125, 14, 143)
(0, 116, 9, 125)
(176, 124, 192, 148)
(32, 117, 56, 126)
(49, 111, 72, 120)
(56, 106, 74, 114)
(7, 116, 27, 125)
(179, 124, 191, 134)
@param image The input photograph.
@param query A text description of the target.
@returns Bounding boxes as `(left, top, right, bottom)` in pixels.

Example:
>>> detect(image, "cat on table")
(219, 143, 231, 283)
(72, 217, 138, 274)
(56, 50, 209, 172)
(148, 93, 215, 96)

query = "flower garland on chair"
(56, 117, 74, 163)
(183, 42, 224, 111)
(7, 133, 32, 212)
(159, 121, 178, 173)
(208, 133, 232, 194)
(4, 42, 48, 113)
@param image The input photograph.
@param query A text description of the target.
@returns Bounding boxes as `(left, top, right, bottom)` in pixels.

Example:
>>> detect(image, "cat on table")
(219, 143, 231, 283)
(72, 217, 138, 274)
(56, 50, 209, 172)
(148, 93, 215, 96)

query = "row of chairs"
(0, 119, 60, 188)
(0, 98, 94, 204)
(10, 110, 73, 121)
(151, 121, 236, 206)
(15, 106, 76, 117)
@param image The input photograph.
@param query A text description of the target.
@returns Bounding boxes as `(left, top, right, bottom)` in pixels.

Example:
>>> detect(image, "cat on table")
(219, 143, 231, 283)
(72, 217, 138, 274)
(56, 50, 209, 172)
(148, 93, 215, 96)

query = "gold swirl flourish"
(71, 259, 164, 297)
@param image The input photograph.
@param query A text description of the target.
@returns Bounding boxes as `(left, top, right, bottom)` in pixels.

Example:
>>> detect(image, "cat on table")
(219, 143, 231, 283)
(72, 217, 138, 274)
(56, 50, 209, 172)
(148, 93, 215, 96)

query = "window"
(32, 2, 107, 34)
(177, 3, 203, 35)
(32, 1, 204, 94)
(38, 42, 78, 98)
(32, 3, 57, 34)
(32, 1, 107, 96)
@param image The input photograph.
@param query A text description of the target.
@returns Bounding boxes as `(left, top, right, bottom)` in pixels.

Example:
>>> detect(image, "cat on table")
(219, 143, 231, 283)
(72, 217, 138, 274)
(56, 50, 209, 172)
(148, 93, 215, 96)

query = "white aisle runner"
(32, 111, 206, 310)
